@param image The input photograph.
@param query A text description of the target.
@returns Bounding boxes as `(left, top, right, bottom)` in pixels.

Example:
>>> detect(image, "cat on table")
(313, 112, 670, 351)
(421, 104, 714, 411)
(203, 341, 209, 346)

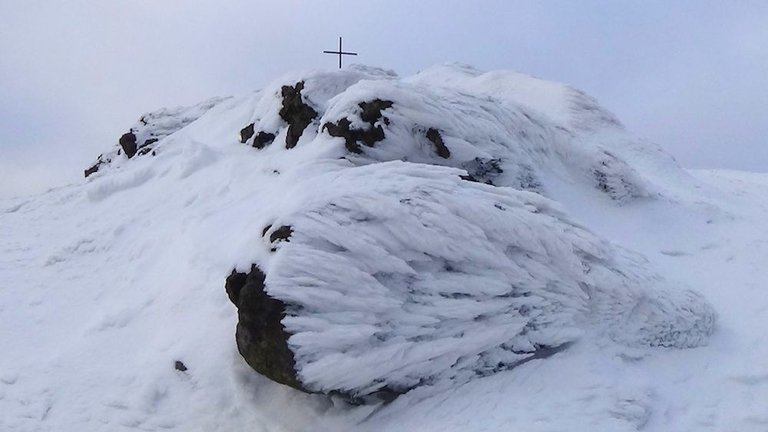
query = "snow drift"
(76, 64, 716, 400)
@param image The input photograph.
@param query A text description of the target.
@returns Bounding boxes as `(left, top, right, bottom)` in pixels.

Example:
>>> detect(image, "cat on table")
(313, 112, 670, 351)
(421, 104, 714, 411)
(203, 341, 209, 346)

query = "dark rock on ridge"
(174, 360, 188, 372)
(279, 82, 318, 149)
(240, 123, 255, 144)
(225, 265, 304, 392)
(119, 132, 138, 159)
(252, 131, 276, 149)
(240, 123, 276, 149)
(323, 99, 393, 153)
(269, 225, 293, 244)
(426, 128, 451, 159)
(84, 154, 110, 178)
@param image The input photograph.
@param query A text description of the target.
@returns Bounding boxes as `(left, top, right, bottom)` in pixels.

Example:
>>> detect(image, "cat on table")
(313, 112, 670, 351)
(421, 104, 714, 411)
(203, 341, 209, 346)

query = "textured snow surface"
(1, 65, 765, 431)
(268, 161, 713, 396)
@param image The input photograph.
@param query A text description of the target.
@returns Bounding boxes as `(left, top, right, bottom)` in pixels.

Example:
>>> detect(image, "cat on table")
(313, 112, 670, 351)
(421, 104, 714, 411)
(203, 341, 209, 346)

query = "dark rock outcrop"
(279, 82, 318, 149)
(323, 99, 393, 153)
(426, 128, 451, 159)
(225, 265, 304, 391)
(84, 154, 109, 178)
(240, 123, 276, 149)
(119, 132, 138, 159)
(240, 123, 255, 144)
(252, 131, 276, 149)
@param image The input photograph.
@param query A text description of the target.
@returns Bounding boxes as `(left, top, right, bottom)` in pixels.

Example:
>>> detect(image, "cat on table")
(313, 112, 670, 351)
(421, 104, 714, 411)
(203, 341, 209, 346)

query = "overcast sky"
(1, 1, 767, 198)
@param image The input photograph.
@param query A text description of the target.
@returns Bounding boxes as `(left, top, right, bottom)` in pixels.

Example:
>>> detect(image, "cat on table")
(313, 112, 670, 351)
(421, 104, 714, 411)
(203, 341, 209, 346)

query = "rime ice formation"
(79, 65, 716, 398)
(77, 64, 716, 398)
(3, 65, 738, 431)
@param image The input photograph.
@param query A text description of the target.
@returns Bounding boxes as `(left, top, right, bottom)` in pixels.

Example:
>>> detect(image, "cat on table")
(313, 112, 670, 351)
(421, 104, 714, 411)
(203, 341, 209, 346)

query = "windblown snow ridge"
(84, 64, 716, 399)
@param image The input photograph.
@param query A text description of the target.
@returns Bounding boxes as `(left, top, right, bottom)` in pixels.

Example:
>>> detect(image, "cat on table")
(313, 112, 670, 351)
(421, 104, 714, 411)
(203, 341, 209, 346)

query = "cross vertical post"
(323, 36, 358, 69)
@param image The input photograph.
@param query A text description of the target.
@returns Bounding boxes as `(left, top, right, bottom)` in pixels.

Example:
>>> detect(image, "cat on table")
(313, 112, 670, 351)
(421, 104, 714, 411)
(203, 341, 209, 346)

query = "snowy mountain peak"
(76, 65, 715, 398)
(4, 65, 746, 431)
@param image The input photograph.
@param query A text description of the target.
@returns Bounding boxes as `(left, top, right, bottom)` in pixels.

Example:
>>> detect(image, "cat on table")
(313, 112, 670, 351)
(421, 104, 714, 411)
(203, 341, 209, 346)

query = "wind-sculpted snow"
(84, 96, 229, 177)
(87, 64, 669, 202)
(8, 64, 725, 430)
(240, 161, 715, 397)
(227, 64, 660, 202)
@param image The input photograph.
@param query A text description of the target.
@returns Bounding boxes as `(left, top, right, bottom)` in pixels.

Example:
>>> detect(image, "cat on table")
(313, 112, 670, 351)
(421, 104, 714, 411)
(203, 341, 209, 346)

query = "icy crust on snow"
(264, 161, 715, 396)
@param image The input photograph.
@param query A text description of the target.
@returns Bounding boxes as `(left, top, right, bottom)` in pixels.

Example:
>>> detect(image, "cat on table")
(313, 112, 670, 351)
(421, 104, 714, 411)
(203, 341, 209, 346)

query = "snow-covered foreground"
(1, 65, 767, 431)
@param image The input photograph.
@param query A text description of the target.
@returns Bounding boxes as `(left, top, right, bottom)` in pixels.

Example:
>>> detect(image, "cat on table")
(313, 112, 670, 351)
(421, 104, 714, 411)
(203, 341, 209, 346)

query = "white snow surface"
(0, 64, 765, 431)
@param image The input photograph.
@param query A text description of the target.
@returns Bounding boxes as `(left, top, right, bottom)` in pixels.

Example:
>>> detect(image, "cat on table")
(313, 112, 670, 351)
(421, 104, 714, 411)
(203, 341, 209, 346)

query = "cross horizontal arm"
(323, 50, 358, 55)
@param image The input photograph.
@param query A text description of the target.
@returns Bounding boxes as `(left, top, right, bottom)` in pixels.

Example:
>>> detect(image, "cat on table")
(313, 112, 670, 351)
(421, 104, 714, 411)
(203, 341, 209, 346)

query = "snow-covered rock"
(84, 96, 229, 177)
(227, 161, 714, 397)
(77, 64, 716, 398)
(1, 64, 733, 430)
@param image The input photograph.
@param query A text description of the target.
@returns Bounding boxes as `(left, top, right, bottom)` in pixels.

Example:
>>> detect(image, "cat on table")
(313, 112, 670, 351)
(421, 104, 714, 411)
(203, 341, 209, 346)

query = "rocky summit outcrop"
(83, 65, 715, 401)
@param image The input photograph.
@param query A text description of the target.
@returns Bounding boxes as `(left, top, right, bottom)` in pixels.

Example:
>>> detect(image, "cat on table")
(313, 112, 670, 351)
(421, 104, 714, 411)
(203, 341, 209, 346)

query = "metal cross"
(323, 37, 358, 69)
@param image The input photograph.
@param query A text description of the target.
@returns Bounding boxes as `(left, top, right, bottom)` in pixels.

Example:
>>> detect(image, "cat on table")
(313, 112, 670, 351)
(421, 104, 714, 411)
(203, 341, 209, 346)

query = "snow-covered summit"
(3, 65, 751, 431)
(76, 64, 716, 398)
(86, 64, 688, 204)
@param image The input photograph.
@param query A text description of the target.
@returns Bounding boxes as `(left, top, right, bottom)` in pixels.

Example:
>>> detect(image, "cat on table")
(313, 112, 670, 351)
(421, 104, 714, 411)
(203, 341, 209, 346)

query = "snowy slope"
(0, 65, 765, 431)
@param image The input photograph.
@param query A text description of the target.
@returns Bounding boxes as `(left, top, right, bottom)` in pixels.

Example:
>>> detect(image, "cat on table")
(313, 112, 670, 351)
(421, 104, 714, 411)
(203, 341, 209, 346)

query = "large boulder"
(225, 162, 716, 399)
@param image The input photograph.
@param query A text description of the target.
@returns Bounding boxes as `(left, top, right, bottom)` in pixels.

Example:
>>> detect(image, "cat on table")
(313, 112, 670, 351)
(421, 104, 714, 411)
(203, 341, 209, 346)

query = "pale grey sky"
(1, 1, 767, 198)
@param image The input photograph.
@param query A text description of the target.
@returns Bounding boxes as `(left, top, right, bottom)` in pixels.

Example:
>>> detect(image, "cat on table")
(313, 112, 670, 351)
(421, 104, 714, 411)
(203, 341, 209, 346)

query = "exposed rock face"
(252, 131, 276, 149)
(225, 265, 303, 392)
(119, 132, 138, 159)
(279, 82, 317, 149)
(240, 123, 276, 149)
(425, 127, 450, 159)
(84, 154, 110, 178)
(268, 225, 293, 244)
(323, 99, 393, 153)
(240, 123, 255, 144)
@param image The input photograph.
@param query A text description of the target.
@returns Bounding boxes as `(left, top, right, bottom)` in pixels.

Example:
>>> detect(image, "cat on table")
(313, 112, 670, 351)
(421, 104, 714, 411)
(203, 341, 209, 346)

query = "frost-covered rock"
(80, 64, 715, 400)
(230, 64, 659, 201)
(225, 161, 715, 398)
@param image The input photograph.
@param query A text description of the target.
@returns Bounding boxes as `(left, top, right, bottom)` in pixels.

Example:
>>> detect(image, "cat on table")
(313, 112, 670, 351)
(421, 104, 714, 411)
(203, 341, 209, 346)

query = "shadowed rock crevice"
(323, 99, 393, 154)
(279, 82, 318, 149)
(225, 265, 305, 392)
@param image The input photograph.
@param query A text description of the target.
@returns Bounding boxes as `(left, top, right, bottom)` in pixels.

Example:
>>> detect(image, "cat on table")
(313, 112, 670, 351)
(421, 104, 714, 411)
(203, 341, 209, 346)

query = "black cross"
(323, 37, 357, 69)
